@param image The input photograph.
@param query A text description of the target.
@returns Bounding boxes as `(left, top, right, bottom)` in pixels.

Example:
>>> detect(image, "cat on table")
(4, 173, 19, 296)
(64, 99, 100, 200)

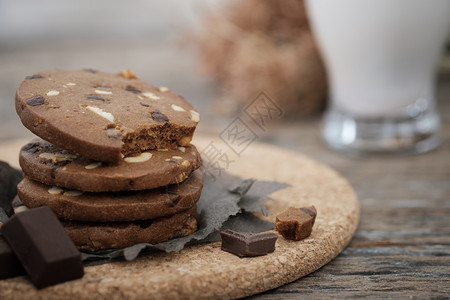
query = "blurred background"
(0, 0, 449, 143)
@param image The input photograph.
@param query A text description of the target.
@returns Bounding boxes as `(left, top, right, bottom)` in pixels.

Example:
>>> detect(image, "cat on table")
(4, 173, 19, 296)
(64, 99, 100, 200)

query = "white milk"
(306, 0, 450, 118)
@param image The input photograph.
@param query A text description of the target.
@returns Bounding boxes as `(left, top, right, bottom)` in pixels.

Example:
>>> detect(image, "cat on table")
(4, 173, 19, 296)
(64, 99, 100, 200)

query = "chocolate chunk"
(86, 94, 106, 101)
(0, 208, 25, 279)
(220, 229, 278, 257)
(25, 74, 44, 80)
(0, 236, 26, 280)
(151, 110, 169, 123)
(105, 128, 122, 139)
(0, 206, 84, 289)
(0, 208, 8, 224)
(275, 206, 317, 241)
(25, 96, 44, 106)
(0, 162, 23, 217)
(21, 142, 40, 153)
(125, 85, 141, 94)
(140, 102, 150, 107)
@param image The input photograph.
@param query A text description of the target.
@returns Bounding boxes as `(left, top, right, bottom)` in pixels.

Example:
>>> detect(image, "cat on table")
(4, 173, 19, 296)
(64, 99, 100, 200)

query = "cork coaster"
(0, 136, 360, 299)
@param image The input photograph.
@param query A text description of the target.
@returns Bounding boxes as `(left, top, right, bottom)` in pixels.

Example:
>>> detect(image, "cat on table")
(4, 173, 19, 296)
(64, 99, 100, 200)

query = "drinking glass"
(305, 0, 450, 154)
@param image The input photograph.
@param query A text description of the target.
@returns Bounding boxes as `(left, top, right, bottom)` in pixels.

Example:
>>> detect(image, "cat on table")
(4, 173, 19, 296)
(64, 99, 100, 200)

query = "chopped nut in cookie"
(105, 128, 122, 139)
(86, 106, 115, 122)
(46, 90, 60, 96)
(171, 104, 186, 112)
(85, 162, 102, 169)
(179, 136, 192, 146)
(39, 152, 77, 163)
(190, 110, 200, 123)
(143, 92, 160, 100)
(124, 152, 153, 163)
(119, 69, 137, 79)
(64, 190, 84, 197)
(95, 89, 112, 95)
(48, 186, 63, 195)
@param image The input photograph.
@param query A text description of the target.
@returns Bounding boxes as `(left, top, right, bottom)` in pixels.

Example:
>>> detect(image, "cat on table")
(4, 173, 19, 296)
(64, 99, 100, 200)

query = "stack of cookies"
(14, 69, 203, 251)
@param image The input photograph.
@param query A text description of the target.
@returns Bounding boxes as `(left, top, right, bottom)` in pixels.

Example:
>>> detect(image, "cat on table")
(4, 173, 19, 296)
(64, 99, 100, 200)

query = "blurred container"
(306, 0, 450, 154)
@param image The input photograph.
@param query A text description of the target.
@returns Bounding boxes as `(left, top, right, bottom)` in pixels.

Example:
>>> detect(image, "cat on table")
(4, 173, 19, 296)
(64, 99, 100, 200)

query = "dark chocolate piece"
(25, 74, 44, 80)
(25, 96, 45, 106)
(0, 161, 23, 216)
(0, 208, 8, 224)
(151, 110, 169, 123)
(0, 206, 84, 288)
(84, 68, 97, 73)
(275, 206, 317, 241)
(86, 94, 106, 101)
(1, 207, 27, 279)
(0, 236, 26, 280)
(125, 85, 141, 94)
(220, 229, 277, 257)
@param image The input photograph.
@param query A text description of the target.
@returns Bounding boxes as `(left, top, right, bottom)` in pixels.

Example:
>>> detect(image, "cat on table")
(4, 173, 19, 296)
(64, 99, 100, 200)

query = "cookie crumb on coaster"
(275, 206, 317, 241)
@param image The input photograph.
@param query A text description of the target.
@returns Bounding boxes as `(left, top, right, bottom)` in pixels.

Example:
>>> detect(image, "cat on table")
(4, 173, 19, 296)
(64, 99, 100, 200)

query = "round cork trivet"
(0, 136, 360, 299)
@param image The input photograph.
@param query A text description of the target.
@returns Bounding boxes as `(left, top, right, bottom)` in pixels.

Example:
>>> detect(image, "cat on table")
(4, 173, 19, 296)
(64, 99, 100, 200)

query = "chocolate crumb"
(25, 96, 45, 106)
(86, 95, 106, 101)
(25, 74, 44, 80)
(84, 68, 98, 73)
(151, 110, 169, 123)
(125, 85, 141, 94)
(140, 102, 149, 107)
(22, 143, 40, 153)
(129, 180, 135, 186)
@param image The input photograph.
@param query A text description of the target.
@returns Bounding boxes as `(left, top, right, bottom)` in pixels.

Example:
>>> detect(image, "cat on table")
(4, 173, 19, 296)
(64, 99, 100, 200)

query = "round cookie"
(15, 69, 200, 162)
(17, 170, 204, 222)
(19, 139, 202, 192)
(63, 205, 198, 251)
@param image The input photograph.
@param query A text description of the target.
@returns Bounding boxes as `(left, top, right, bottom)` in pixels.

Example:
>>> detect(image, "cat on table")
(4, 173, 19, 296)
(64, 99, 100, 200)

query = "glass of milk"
(305, 0, 450, 154)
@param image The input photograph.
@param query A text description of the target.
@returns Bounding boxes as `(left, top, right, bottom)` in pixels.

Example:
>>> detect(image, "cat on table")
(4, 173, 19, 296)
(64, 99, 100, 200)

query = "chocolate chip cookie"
(15, 69, 200, 162)
(63, 205, 198, 251)
(17, 170, 203, 222)
(19, 139, 202, 192)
